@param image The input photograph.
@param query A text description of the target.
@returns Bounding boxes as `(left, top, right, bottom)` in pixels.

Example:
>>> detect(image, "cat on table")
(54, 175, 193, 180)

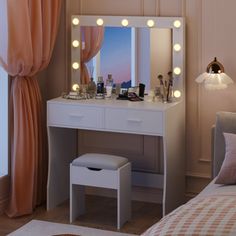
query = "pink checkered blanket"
(142, 194, 236, 236)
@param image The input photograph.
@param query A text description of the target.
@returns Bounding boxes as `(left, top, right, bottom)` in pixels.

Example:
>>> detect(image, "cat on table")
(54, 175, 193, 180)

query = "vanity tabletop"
(48, 97, 181, 112)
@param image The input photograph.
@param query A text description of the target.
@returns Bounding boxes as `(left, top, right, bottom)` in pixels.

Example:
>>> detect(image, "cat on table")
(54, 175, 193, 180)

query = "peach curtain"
(81, 26, 104, 84)
(0, 0, 61, 217)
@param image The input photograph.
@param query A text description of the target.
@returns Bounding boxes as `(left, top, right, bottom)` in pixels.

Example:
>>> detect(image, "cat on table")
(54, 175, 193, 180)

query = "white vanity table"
(47, 97, 185, 216)
(47, 14, 185, 217)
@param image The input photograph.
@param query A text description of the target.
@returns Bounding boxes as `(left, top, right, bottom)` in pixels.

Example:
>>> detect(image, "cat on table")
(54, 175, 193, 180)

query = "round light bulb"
(174, 90, 181, 98)
(72, 84, 80, 91)
(121, 19, 129, 27)
(72, 18, 79, 26)
(147, 20, 155, 27)
(96, 18, 104, 26)
(72, 40, 80, 48)
(72, 62, 80, 70)
(173, 43, 181, 52)
(173, 20, 181, 28)
(174, 67, 181, 75)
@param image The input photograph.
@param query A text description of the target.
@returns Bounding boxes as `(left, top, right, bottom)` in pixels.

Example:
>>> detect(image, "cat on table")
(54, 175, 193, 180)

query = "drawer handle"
(127, 118, 143, 123)
(69, 113, 84, 119)
(87, 167, 102, 171)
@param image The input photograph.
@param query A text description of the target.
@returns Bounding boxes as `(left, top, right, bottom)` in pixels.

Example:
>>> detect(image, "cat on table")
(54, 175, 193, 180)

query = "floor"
(0, 195, 162, 236)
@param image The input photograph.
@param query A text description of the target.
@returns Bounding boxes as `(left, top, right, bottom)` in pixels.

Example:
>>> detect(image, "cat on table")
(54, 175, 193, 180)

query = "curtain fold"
(0, 0, 62, 217)
(80, 26, 104, 84)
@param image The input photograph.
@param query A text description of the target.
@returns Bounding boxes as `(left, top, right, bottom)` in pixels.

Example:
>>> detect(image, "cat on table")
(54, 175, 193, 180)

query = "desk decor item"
(96, 76, 105, 99)
(116, 84, 145, 101)
(105, 74, 113, 98)
(195, 57, 234, 90)
(87, 77, 96, 98)
(166, 71, 173, 103)
(62, 84, 90, 100)
(157, 71, 173, 103)
(138, 83, 145, 98)
(146, 90, 155, 102)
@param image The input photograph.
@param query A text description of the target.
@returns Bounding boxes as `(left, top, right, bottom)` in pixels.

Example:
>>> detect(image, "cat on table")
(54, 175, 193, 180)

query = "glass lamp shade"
(195, 57, 234, 90)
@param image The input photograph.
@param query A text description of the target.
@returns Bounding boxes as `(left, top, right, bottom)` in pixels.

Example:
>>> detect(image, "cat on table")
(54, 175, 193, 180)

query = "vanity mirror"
(71, 15, 185, 99)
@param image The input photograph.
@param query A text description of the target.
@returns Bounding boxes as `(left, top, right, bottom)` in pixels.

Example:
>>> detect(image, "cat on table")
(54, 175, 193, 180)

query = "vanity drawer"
(47, 103, 104, 129)
(105, 108, 163, 135)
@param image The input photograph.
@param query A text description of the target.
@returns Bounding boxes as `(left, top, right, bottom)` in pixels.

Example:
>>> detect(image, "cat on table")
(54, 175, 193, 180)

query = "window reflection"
(87, 27, 132, 88)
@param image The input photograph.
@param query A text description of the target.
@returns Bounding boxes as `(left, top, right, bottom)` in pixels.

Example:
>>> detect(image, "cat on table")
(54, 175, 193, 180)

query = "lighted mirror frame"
(71, 15, 185, 99)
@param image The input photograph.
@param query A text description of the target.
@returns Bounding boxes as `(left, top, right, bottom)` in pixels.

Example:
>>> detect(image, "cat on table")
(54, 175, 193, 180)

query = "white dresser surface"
(47, 97, 181, 136)
(48, 97, 180, 111)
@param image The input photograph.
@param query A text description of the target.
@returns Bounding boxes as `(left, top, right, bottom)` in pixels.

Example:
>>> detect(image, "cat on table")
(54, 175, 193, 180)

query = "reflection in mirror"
(84, 27, 172, 90)
(86, 27, 132, 88)
(137, 28, 172, 90)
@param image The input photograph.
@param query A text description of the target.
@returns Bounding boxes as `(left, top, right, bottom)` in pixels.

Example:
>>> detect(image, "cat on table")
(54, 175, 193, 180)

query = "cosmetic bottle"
(87, 77, 96, 98)
(139, 83, 145, 98)
(167, 71, 173, 103)
(105, 74, 113, 98)
(158, 74, 167, 103)
(167, 80, 173, 103)
(96, 76, 104, 99)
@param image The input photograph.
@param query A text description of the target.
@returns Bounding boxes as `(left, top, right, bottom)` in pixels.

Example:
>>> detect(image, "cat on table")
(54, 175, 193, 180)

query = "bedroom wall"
(39, 0, 236, 199)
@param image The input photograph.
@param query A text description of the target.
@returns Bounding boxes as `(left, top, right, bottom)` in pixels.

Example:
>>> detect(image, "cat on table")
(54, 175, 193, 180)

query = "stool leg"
(117, 163, 131, 229)
(70, 184, 85, 223)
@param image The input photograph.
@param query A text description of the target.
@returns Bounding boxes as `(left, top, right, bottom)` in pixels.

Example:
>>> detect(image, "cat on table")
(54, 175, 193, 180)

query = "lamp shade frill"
(196, 72, 233, 90)
(195, 57, 234, 90)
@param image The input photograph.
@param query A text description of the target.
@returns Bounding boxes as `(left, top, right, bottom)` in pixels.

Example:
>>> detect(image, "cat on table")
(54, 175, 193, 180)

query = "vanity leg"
(47, 126, 77, 210)
(162, 104, 185, 216)
(117, 163, 131, 229)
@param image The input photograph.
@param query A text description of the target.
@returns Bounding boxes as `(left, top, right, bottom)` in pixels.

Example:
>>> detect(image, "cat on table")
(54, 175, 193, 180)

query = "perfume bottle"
(96, 76, 104, 99)
(105, 74, 113, 98)
(158, 74, 167, 103)
(167, 71, 173, 103)
(87, 77, 96, 98)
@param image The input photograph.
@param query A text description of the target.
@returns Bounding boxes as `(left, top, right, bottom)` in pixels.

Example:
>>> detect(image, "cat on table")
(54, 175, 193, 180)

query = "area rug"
(8, 220, 137, 236)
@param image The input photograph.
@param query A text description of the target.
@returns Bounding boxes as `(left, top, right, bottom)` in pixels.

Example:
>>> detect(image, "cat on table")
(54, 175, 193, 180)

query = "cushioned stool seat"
(70, 153, 131, 229)
(72, 153, 128, 170)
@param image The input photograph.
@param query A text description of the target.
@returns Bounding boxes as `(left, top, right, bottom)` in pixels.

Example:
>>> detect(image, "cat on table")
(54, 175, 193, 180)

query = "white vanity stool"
(70, 153, 131, 229)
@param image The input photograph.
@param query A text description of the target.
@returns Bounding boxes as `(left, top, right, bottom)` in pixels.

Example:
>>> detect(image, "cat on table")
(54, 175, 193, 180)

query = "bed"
(142, 112, 236, 236)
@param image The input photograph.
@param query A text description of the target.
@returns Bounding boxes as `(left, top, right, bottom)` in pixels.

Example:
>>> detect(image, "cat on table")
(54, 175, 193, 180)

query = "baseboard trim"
(186, 171, 211, 179)
(186, 173, 211, 199)
(185, 192, 197, 202)
(185, 192, 198, 198)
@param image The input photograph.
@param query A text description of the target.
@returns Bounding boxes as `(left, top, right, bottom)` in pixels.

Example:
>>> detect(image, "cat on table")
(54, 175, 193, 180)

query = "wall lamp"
(196, 57, 233, 90)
